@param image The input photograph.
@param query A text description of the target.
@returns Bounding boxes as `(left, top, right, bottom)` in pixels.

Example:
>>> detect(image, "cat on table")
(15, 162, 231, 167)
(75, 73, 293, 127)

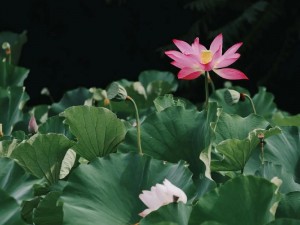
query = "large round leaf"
(138, 70, 178, 108)
(266, 219, 300, 225)
(210, 86, 277, 118)
(62, 152, 195, 225)
(210, 110, 280, 171)
(0, 61, 29, 88)
(255, 162, 300, 193)
(140, 202, 192, 225)
(153, 94, 196, 112)
(252, 87, 278, 119)
(33, 191, 63, 225)
(138, 70, 178, 93)
(189, 176, 279, 225)
(38, 115, 72, 138)
(0, 138, 19, 157)
(272, 112, 300, 127)
(61, 106, 126, 161)
(119, 103, 219, 177)
(209, 86, 251, 117)
(11, 134, 74, 184)
(0, 157, 38, 203)
(0, 189, 25, 225)
(0, 30, 27, 65)
(49, 87, 92, 116)
(0, 86, 29, 135)
(213, 112, 270, 143)
(211, 127, 281, 171)
(264, 126, 300, 182)
(276, 191, 300, 220)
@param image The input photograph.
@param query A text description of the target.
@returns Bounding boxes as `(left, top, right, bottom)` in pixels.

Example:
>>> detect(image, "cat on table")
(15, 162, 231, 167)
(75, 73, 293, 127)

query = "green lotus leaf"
(49, 87, 92, 116)
(0, 157, 38, 203)
(272, 112, 300, 126)
(33, 191, 63, 225)
(62, 152, 195, 225)
(209, 86, 250, 117)
(214, 112, 270, 143)
(145, 80, 175, 104)
(255, 162, 300, 193)
(0, 60, 29, 88)
(276, 191, 300, 220)
(21, 197, 41, 224)
(31, 105, 49, 123)
(38, 115, 71, 138)
(11, 134, 74, 184)
(0, 138, 19, 157)
(199, 222, 225, 225)
(210, 86, 277, 118)
(266, 219, 300, 225)
(211, 111, 280, 171)
(252, 87, 278, 119)
(189, 176, 279, 225)
(0, 30, 27, 65)
(0, 86, 29, 135)
(61, 106, 126, 161)
(0, 188, 26, 225)
(153, 94, 196, 112)
(139, 202, 192, 225)
(211, 127, 281, 171)
(12, 130, 27, 140)
(264, 126, 300, 182)
(109, 80, 149, 118)
(194, 176, 217, 199)
(138, 70, 178, 93)
(59, 149, 76, 179)
(119, 102, 219, 177)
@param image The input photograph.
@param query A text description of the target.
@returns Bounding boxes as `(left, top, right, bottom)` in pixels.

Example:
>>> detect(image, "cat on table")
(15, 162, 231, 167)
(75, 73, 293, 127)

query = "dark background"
(0, 0, 299, 114)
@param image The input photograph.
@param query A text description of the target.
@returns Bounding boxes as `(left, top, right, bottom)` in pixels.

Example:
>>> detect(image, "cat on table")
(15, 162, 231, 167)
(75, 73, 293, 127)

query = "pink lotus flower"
(165, 34, 248, 80)
(138, 179, 187, 217)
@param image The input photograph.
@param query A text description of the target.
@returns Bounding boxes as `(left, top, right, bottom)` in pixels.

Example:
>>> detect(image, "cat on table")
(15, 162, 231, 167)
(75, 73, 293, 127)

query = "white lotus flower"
(138, 179, 187, 217)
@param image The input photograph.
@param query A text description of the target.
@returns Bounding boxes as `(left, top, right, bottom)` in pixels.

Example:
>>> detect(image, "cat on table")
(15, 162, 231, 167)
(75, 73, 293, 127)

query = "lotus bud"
(0, 123, 3, 137)
(28, 115, 38, 134)
(2, 42, 11, 55)
(224, 89, 242, 105)
(41, 87, 50, 96)
(107, 82, 128, 101)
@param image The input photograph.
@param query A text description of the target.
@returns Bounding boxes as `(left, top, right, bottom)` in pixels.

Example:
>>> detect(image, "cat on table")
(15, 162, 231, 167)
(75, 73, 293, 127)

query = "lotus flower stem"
(204, 71, 209, 110)
(207, 72, 215, 93)
(126, 96, 143, 155)
(243, 94, 257, 114)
